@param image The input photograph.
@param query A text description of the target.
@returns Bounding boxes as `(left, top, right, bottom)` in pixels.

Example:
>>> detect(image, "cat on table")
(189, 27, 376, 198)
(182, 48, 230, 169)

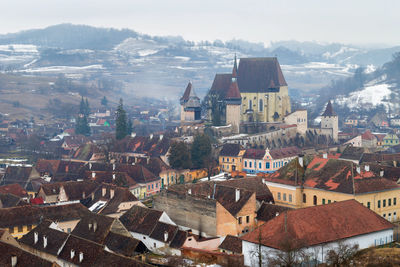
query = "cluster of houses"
(2, 55, 400, 266)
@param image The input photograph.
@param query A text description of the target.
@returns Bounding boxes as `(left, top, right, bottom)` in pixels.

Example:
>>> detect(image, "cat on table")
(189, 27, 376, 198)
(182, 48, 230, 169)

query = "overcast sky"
(1, 0, 399, 46)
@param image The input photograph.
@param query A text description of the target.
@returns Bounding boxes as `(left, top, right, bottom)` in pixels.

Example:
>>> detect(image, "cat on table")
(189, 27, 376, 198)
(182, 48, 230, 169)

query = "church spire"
(322, 100, 337, 117)
(232, 54, 238, 81)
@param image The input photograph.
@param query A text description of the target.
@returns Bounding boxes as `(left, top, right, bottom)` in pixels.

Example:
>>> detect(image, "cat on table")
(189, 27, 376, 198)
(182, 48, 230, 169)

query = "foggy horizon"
(1, 0, 400, 47)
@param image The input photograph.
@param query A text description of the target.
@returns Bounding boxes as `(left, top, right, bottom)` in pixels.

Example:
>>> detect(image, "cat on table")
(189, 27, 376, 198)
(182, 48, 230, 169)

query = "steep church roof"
(180, 81, 193, 103)
(322, 100, 337, 116)
(237, 57, 287, 92)
(209, 74, 232, 98)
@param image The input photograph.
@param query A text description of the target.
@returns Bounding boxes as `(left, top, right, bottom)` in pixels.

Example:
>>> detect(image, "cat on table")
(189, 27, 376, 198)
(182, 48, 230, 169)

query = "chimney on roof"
(110, 189, 115, 199)
(89, 163, 92, 170)
(70, 249, 75, 259)
(93, 221, 97, 232)
(43, 235, 47, 248)
(92, 172, 96, 179)
(160, 134, 164, 140)
(91, 192, 95, 201)
(102, 187, 106, 197)
(188, 188, 192, 195)
(164, 231, 168, 242)
(150, 134, 153, 139)
(147, 157, 150, 164)
(365, 165, 370, 172)
(65, 165, 69, 172)
(323, 153, 328, 159)
(112, 173, 116, 180)
(34, 232, 38, 244)
(79, 252, 84, 263)
(113, 163, 116, 170)
(82, 191, 86, 199)
(275, 212, 279, 217)
(298, 154, 304, 167)
(356, 166, 361, 174)
(131, 132, 136, 138)
(235, 188, 240, 202)
(88, 223, 92, 230)
(11, 256, 17, 267)
(380, 169, 384, 177)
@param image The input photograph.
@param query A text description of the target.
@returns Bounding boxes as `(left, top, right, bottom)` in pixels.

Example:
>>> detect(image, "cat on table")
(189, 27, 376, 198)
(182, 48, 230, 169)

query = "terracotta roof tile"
(219, 235, 242, 254)
(242, 200, 394, 249)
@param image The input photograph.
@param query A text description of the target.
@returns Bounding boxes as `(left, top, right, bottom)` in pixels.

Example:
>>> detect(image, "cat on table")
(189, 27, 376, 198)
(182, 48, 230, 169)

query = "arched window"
(313, 195, 317, 205)
(303, 193, 307, 203)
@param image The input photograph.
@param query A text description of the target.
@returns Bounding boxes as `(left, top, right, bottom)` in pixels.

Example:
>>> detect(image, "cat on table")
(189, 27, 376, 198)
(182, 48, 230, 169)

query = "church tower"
(180, 81, 201, 123)
(321, 100, 338, 142)
(225, 55, 242, 133)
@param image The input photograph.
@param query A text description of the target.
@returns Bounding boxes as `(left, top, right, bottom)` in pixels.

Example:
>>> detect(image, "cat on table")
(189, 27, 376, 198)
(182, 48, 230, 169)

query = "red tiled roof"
(243, 149, 265, 159)
(0, 183, 28, 198)
(226, 80, 241, 99)
(241, 200, 394, 249)
(269, 146, 301, 160)
(362, 130, 376, 141)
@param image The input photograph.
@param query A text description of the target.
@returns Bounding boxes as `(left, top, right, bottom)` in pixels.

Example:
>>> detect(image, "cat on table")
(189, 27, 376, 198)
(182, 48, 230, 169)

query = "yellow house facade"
(264, 156, 400, 222)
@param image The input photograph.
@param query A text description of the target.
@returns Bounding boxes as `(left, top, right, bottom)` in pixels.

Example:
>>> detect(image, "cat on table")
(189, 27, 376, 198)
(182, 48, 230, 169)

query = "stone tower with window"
(321, 100, 338, 142)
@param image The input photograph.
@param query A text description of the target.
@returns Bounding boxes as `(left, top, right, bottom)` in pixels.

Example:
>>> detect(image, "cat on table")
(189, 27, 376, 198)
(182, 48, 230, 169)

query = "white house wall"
(242, 229, 393, 266)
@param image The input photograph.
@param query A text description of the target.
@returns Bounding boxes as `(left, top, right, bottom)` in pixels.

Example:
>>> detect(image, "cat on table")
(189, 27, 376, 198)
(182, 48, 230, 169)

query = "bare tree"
(267, 235, 306, 267)
(325, 241, 359, 267)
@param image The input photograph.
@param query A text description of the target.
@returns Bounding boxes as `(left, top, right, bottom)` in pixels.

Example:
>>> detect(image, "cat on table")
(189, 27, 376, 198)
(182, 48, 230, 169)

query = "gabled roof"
(256, 202, 292, 223)
(243, 149, 265, 160)
(104, 231, 145, 257)
(1, 166, 33, 188)
(167, 183, 254, 217)
(119, 205, 163, 235)
(339, 146, 365, 162)
(362, 130, 376, 141)
(0, 183, 28, 198)
(269, 146, 301, 160)
(0, 203, 91, 228)
(83, 183, 138, 215)
(322, 100, 337, 116)
(220, 143, 243, 157)
(0, 193, 26, 208)
(219, 235, 242, 254)
(116, 164, 158, 184)
(241, 200, 394, 250)
(19, 220, 69, 256)
(149, 221, 178, 243)
(217, 177, 273, 203)
(40, 181, 99, 200)
(0, 240, 55, 267)
(266, 156, 400, 194)
(71, 213, 116, 244)
(237, 57, 287, 92)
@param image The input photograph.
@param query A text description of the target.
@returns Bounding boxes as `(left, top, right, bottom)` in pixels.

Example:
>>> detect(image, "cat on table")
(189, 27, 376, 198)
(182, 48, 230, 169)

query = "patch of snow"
(138, 49, 158, 57)
(364, 64, 376, 74)
(21, 64, 104, 73)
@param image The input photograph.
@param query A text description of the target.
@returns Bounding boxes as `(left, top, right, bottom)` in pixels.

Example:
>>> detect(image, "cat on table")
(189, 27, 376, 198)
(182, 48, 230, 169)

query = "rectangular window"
(394, 198, 397, 205)
(244, 161, 247, 168)
(389, 199, 392, 206)
(249, 162, 252, 168)
(259, 162, 261, 169)
(289, 194, 292, 202)
(67, 228, 71, 233)
(383, 199, 386, 207)
(227, 158, 229, 162)
(283, 193, 287, 201)
(277, 192, 281, 200)
(266, 162, 270, 169)
(238, 217, 242, 224)
(378, 200, 381, 208)
(322, 199, 326, 205)
(259, 99, 263, 112)
(328, 200, 331, 204)
(246, 216, 250, 223)
(367, 202, 371, 209)
(154, 243, 156, 248)
(18, 225, 23, 232)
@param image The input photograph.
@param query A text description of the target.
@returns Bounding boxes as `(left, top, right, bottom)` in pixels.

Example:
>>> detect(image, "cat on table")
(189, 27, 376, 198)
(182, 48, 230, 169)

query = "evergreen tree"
(191, 134, 212, 169)
(76, 97, 90, 135)
(127, 118, 133, 136)
(115, 98, 128, 140)
(168, 142, 191, 169)
(101, 96, 108, 106)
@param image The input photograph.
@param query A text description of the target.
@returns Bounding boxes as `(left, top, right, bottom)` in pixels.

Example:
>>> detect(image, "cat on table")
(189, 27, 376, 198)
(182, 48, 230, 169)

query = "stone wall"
(153, 191, 217, 237)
